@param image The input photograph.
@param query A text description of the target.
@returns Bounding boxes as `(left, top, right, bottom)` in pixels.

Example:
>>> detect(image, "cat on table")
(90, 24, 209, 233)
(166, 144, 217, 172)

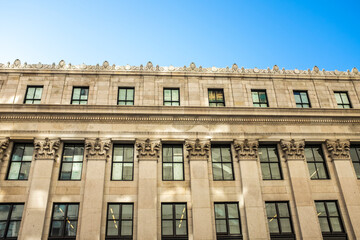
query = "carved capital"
(233, 139, 258, 161)
(185, 139, 210, 161)
(0, 137, 10, 161)
(280, 139, 305, 161)
(136, 138, 161, 160)
(34, 138, 61, 160)
(85, 138, 111, 160)
(326, 139, 350, 161)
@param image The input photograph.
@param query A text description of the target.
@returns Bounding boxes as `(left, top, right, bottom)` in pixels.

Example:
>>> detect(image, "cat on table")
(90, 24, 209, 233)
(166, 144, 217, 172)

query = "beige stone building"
(0, 59, 360, 240)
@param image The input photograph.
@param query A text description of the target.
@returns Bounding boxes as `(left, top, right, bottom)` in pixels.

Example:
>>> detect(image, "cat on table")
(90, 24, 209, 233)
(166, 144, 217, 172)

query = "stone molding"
(233, 139, 258, 161)
(326, 139, 350, 161)
(280, 139, 305, 161)
(34, 138, 60, 160)
(85, 138, 111, 161)
(136, 138, 161, 161)
(185, 139, 210, 161)
(0, 137, 10, 161)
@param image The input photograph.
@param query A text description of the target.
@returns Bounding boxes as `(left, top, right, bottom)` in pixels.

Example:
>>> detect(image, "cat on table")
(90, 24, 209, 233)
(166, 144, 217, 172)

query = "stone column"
(326, 139, 360, 239)
(79, 138, 111, 240)
(0, 137, 10, 169)
(185, 139, 214, 240)
(234, 139, 268, 239)
(280, 139, 322, 240)
(136, 139, 160, 240)
(19, 138, 60, 240)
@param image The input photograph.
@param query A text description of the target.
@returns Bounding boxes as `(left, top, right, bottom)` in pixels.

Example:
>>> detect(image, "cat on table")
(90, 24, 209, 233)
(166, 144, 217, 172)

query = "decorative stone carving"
(34, 138, 61, 160)
(326, 139, 350, 160)
(232, 63, 238, 72)
(273, 65, 279, 72)
(136, 139, 161, 159)
(185, 139, 210, 159)
(190, 62, 196, 70)
(85, 138, 111, 160)
(14, 59, 21, 68)
(233, 139, 258, 160)
(0, 137, 10, 161)
(146, 61, 153, 70)
(103, 61, 109, 69)
(313, 66, 319, 73)
(280, 139, 305, 160)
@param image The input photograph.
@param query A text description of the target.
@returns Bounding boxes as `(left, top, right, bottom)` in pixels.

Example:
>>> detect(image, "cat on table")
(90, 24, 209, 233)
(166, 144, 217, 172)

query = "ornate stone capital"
(0, 137, 10, 161)
(326, 139, 350, 161)
(34, 138, 61, 160)
(280, 139, 305, 161)
(185, 139, 210, 161)
(85, 138, 111, 160)
(233, 139, 258, 161)
(136, 138, 161, 160)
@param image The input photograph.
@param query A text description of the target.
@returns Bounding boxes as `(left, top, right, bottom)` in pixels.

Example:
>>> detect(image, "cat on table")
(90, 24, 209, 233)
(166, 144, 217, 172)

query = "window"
(49, 203, 79, 239)
(0, 203, 24, 239)
(164, 88, 180, 106)
(293, 91, 310, 108)
(212, 145, 234, 180)
(265, 202, 295, 240)
(315, 201, 347, 240)
(161, 203, 188, 239)
(350, 145, 360, 179)
(252, 90, 268, 107)
(71, 87, 89, 104)
(162, 145, 184, 181)
(305, 145, 329, 180)
(214, 203, 242, 240)
(24, 86, 43, 104)
(259, 145, 282, 180)
(106, 203, 134, 239)
(112, 145, 134, 181)
(7, 143, 33, 180)
(118, 87, 134, 105)
(334, 92, 351, 108)
(208, 89, 225, 107)
(59, 144, 84, 180)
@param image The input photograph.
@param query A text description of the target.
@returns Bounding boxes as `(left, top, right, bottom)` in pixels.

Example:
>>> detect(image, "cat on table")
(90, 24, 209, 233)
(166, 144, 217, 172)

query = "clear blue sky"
(0, 0, 359, 71)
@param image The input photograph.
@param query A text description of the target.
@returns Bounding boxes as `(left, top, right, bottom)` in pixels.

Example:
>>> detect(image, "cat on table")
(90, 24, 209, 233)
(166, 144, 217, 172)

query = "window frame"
(163, 88, 180, 106)
(251, 89, 269, 107)
(0, 203, 25, 239)
(162, 144, 185, 181)
(214, 202, 242, 240)
(24, 85, 43, 104)
(293, 90, 311, 108)
(48, 203, 79, 240)
(211, 145, 235, 181)
(111, 144, 134, 181)
(59, 143, 84, 181)
(265, 201, 295, 240)
(350, 145, 360, 179)
(6, 143, 34, 181)
(161, 202, 188, 240)
(70, 86, 89, 105)
(105, 203, 134, 240)
(334, 91, 352, 109)
(117, 87, 135, 106)
(259, 145, 283, 180)
(305, 145, 330, 180)
(208, 89, 225, 107)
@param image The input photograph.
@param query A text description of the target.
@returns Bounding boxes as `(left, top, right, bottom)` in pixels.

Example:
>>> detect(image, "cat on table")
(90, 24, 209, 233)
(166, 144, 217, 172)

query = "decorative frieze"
(0, 137, 10, 161)
(233, 139, 258, 161)
(85, 138, 111, 160)
(34, 138, 61, 160)
(326, 139, 350, 160)
(280, 139, 305, 160)
(185, 139, 210, 160)
(136, 138, 161, 160)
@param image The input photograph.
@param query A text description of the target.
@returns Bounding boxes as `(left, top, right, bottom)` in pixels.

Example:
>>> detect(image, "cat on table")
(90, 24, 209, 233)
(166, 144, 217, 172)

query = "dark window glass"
(252, 90, 268, 107)
(214, 203, 242, 239)
(305, 145, 329, 180)
(259, 145, 282, 180)
(293, 91, 311, 108)
(265, 202, 295, 240)
(350, 145, 360, 179)
(0, 203, 24, 238)
(112, 145, 134, 181)
(315, 201, 347, 240)
(208, 89, 225, 107)
(106, 203, 134, 239)
(7, 143, 33, 180)
(334, 92, 351, 109)
(59, 144, 84, 180)
(164, 88, 180, 106)
(162, 145, 184, 181)
(71, 87, 89, 105)
(161, 203, 188, 239)
(212, 145, 234, 181)
(118, 88, 134, 106)
(24, 86, 43, 104)
(49, 203, 79, 239)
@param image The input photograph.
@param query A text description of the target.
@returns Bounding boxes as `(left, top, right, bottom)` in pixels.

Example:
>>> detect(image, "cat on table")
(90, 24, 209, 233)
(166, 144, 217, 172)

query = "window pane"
(121, 221, 133, 236)
(164, 90, 171, 101)
(19, 162, 31, 179)
(227, 204, 239, 218)
(319, 218, 330, 232)
(107, 220, 118, 236)
(229, 219, 241, 234)
(268, 148, 278, 162)
(26, 87, 35, 98)
(163, 147, 172, 162)
(277, 203, 289, 217)
(252, 92, 259, 102)
(10, 205, 24, 220)
(0, 222, 5, 237)
(0, 205, 10, 220)
(119, 89, 126, 100)
(127, 89, 134, 101)
(270, 163, 281, 179)
(313, 147, 324, 161)
(216, 91, 224, 101)
(308, 163, 317, 179)
(71, 163, 82, 180)
(212, 163, 222, 180)
(112, 163, 123, 180)
(212, 148, 221, 162)
(266, 203, 276, 217)
(268, 219, 279, 233)
(222, 163, 234, 180)
(73, 88, 81, 99)
(354, 163, 360, 178)
(113, 147, 123, 162)
(23, 145, 34, 161)
(294, 92, 301, 103)
(215, 219, 227, 233)
(122, 205, 133, 220)
(326, 202, 338, 216)
(259, 92, 267, 103)
(67, 205, 79, 219)
(34, 88, 43, 99)
(280, 219, 292, 233)
(163, 163, 173, 180)
(209, 91, 216, 101)
(175, 204, 186, 219)
(173, 163, 183, 180)
(335, 93, 342, 104)
(50, 221, 64, 237)
(65, 220, 77, 236)
(316, 163, 327, 179)
(73, 147, 84, 161)
(108, 205, 120, 219)
(261, 163, 271, 180)
(162, 205, 173, 219)
(123, 163, 133, 180)
(215, 204, 226, 218)
(221, 147, 231, 162)
(162, 220, 173, 235)
(341, 93, 349, 104)
(316, 202, 326, 216)
(305, 147, 313, 160)
(259, 147, 268, 161)
(172, 89, 179, 101)
(176, 220, 187, 235)
(8, 162, 21, 179)
(53, 204, 66, 220)
(301, 92, 309, 103)
(124, 146, 133, 162)
(330, 218, 342, 232)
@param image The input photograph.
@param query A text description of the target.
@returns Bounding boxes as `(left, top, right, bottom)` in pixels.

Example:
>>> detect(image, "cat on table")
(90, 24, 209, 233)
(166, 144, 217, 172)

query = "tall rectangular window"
(118, 87, 134, 105)
(208, 89, 225, 107)
(334, 92, 351, 108)
(0, 203, 24, 238)
(24, 86, 43, 104)
(265, 202, 295, 239)
(162, 145, 184, 181)
(49, 203, 79, 239)
(7, 143, 33, 180)
(315, 201, 347, 240)
(350, 145, 360, 179)
(212, 145, 234, 181)
(71, 87, 89, 105)
(164, 88, 180, 106)
(293, 91, 311, 108)
(259, 145, 282, 180)
(161, 203, 188, 239)
(106, 203, 134, 239)
(252, 90, 268, 107)
(59, 144, 84, 180)
(305, 145, 329, 180)
(214, 203, 242, 239)
(112, 145, 134, 181)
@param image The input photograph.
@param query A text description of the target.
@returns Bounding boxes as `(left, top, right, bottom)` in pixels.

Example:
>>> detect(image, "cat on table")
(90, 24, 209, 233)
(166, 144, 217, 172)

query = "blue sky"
(0, 0, 359, 71)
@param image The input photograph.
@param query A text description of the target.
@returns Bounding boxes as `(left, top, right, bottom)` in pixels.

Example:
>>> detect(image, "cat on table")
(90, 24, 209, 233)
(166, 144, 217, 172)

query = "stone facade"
(0, 60, 360, 239)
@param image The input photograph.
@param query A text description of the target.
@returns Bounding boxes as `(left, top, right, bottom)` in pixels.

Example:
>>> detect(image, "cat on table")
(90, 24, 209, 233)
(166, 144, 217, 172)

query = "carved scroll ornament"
(34, 138, 60, 160)
(233, 139, 258, 160)
(185, 139, 210, 159)
(0, 137, 10, 161)
(136, 139, 161, 159)
(85, 138, 111, 160)
(280, 139, 305, 160)
(326, 139, 350, 160)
